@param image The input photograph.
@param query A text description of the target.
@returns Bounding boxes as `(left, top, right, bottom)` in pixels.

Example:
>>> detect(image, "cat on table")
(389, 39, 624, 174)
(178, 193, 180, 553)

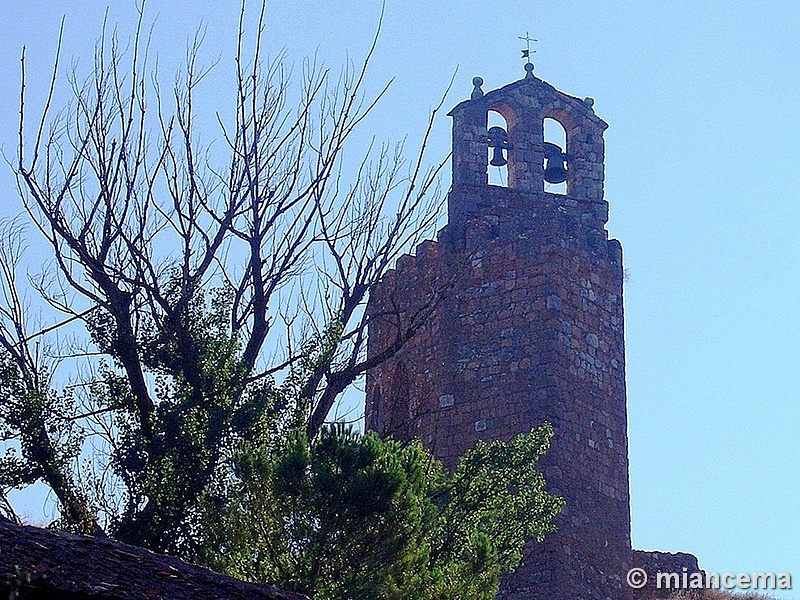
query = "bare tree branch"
(4, 0, 449, 551)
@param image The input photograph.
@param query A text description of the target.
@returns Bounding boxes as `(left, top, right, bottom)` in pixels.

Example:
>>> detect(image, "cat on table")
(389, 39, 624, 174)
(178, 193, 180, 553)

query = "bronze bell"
(487, 126, 509, 167)
(543, 141, 568, 184)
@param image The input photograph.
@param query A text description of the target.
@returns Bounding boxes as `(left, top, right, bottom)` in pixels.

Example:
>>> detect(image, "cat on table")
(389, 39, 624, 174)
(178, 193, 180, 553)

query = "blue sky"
(1, 1, 798, 597)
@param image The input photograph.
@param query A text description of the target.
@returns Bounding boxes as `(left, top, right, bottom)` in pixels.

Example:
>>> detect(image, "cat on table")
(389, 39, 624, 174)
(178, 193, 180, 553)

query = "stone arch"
(540, 102, 606, 201)
(543, 117, 568, 194)
(487, 100, 517, 130)
(487, 110, 510, 187)
(487, 100, 526, 189)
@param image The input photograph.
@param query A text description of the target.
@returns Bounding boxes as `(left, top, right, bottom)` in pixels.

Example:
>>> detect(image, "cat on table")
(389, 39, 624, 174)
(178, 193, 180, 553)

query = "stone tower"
(365, 65, 632, 599)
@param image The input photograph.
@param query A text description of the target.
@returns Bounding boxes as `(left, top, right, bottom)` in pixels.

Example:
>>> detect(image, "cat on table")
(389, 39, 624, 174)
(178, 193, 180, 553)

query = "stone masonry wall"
(366, 186, 631, 599)
(366, 72, 633, 599)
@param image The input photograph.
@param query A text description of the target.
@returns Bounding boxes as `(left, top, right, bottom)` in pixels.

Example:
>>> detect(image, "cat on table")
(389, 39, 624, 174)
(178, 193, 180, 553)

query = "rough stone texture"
(366, 73, 634, 599)
(0, 520, 306, 600)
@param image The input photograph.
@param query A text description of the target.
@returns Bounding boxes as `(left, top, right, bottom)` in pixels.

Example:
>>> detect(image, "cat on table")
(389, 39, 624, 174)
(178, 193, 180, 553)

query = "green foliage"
(436, 424, 563, 573)
(0, 355, 79, 488)
(203, 423, 562, 600)
(1, 268, 563, 595)
(97, 286, 349, 558)
(103, 284, 258, 555)
(0, 351, 91, 530)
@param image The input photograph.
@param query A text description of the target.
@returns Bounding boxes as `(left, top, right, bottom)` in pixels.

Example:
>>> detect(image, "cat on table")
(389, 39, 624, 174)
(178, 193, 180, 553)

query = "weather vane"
(519, 32, 537, 64)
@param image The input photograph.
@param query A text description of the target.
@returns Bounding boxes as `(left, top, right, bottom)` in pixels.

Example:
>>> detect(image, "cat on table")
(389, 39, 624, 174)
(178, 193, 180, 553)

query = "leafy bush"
(203, 423, 563, 600)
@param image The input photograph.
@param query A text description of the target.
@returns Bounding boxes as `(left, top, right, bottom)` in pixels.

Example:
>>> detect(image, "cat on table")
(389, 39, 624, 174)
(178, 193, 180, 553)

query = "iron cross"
(519, 32, 537, 62)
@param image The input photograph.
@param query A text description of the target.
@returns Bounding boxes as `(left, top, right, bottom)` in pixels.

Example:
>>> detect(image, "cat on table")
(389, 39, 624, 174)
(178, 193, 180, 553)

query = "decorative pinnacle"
(471, 76, 484, 100)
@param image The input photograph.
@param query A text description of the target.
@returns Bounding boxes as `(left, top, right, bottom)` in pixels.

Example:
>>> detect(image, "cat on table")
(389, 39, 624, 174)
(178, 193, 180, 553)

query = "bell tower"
(365, 63, 632, 599)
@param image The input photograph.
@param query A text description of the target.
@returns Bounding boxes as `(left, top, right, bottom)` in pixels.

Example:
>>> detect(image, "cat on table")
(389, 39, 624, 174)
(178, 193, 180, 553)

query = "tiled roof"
(0, 521, 307, 600)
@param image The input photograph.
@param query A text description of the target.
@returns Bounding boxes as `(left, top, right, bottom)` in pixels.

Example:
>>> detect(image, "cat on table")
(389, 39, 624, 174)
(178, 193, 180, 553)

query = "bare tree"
(0, 218, 97, 532)
(2, 1, 447, 552)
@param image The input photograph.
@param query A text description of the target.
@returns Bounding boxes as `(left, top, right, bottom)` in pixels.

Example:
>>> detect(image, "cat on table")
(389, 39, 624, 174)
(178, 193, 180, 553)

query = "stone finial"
(524, 62, 535, 78)
(471, 76, 484, 100)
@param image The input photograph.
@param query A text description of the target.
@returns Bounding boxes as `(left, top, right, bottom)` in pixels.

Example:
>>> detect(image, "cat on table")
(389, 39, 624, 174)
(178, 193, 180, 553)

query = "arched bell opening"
(487, 110, 509, 187)
(543, 117, 568, 195)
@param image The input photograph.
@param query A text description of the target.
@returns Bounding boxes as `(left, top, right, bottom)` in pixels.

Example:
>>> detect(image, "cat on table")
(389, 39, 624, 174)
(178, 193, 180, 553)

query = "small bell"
(543, 141, 568, 184)
(487, 126, 509, 167)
